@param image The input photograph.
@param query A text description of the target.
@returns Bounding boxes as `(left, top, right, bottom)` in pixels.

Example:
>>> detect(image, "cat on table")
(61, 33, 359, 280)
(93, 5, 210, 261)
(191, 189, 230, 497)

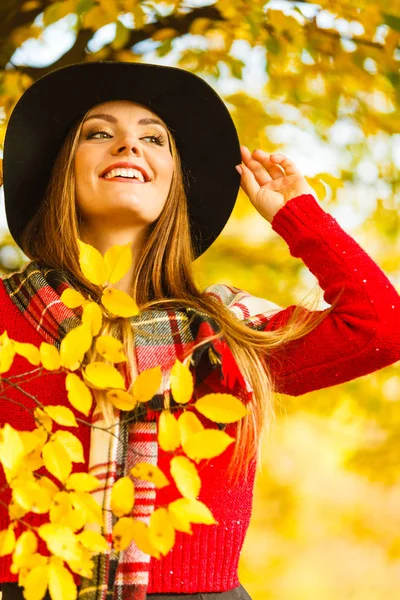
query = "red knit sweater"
(1, 193, 399, 592)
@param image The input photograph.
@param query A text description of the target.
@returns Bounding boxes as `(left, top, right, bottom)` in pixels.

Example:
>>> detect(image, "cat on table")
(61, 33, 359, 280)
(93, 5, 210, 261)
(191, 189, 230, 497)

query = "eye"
(85, 129, 166, 145)
(142, 134, 165, 146)
(86, 129, 111, 139)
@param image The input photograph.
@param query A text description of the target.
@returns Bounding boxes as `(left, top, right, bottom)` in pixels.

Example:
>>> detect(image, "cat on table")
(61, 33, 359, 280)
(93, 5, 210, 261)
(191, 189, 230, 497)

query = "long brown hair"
(19, 102, 340, 478)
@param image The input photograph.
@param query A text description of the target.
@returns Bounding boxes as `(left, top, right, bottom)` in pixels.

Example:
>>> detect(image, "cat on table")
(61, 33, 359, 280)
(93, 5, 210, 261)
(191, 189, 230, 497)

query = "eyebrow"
(84, 113, 167, 132)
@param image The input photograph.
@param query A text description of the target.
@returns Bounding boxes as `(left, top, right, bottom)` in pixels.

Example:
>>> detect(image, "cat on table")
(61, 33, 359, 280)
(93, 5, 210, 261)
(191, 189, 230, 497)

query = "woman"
(0, 61, 399, 600)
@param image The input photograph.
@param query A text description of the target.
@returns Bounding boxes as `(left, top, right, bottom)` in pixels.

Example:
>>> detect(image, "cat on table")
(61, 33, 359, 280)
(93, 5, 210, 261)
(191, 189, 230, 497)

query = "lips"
(101, 177, 146, 184)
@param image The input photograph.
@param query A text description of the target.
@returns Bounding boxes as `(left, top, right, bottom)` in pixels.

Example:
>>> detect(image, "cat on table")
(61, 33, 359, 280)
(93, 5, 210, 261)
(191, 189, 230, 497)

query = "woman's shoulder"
(0, 274, 25, 327)
(203, 282, 282, 320)
(0, 277, 7, 326)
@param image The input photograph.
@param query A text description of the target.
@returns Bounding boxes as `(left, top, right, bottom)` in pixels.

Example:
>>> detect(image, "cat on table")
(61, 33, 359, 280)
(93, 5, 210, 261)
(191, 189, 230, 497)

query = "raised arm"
(245, 192, 400, 395)
(230, 148, 400, 396)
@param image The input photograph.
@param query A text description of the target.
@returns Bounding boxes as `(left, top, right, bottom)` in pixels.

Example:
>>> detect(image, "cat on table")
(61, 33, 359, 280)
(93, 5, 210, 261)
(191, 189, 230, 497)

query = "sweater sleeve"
(208, 193, 400, 397)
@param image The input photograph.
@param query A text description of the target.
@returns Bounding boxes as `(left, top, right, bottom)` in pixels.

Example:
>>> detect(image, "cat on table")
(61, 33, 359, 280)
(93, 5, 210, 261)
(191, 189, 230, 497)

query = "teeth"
(104, 167, 145, 182)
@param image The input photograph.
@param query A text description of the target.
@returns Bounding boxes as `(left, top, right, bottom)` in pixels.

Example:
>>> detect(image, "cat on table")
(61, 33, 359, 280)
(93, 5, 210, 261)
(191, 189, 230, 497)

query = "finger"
(243, 146, 283, 182)
(238, 162, 260, 201)
(240, 145, 273, 185)
(267, 153, 303, 178)
(252, 149, 286, 180)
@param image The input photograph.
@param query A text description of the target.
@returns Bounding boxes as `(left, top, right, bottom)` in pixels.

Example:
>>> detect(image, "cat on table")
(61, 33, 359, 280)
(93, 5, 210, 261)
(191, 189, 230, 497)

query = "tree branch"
(11, 1, 396, 84)
(0, 0, 52, 69)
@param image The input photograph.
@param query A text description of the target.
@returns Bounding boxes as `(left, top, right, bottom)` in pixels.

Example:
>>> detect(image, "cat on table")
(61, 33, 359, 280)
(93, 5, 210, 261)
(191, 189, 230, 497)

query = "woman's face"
(74, 100, 174, 229)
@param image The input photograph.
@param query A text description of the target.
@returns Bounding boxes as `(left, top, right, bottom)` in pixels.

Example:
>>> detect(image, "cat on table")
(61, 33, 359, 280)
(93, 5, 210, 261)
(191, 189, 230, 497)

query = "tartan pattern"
(112, 421, 158, 600)
(2, 261, 83, 346)
(2, 260, 281, 599)
(77, 404, 123, 600)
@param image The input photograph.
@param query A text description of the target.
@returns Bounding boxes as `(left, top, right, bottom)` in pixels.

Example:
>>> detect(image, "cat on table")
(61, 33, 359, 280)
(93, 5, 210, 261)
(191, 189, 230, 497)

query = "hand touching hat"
(237, 146, 316, 223)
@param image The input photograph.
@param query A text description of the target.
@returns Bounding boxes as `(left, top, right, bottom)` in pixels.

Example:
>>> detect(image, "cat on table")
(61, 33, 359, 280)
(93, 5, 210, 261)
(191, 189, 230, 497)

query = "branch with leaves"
(0, 241, 249, 600)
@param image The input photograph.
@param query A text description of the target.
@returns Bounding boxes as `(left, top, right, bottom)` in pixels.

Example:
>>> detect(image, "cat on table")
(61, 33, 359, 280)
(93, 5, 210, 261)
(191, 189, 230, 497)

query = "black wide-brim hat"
(3, 61, 241, 259)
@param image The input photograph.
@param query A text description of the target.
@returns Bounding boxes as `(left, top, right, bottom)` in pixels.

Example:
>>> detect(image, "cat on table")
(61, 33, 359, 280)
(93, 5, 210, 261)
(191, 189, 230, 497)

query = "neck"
(79, 221, 148, 297)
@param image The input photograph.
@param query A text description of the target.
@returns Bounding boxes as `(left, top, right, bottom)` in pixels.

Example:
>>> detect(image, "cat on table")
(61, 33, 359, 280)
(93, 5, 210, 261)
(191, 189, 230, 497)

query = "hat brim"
(3, 61, 241, 259)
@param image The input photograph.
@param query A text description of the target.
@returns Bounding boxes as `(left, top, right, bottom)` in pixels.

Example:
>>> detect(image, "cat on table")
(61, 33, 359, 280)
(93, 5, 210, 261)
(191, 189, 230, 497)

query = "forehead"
(86, 100, 159, 120)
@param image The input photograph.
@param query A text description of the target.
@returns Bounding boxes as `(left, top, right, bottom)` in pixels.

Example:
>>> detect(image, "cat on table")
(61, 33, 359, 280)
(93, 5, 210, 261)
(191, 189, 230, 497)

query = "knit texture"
(1, 193, 399, 593)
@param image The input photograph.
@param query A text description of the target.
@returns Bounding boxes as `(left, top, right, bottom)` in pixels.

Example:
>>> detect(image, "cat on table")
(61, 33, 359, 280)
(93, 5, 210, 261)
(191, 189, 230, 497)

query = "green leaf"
(43, 0, 75, 26)
(383, 13, 400, 32)
(76, 0, 96, 17)
(112, 20, 131, 50)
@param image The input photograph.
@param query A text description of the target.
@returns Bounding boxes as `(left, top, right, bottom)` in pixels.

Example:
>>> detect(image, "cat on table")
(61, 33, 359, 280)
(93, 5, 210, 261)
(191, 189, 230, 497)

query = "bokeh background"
(1, 1, 400, 598)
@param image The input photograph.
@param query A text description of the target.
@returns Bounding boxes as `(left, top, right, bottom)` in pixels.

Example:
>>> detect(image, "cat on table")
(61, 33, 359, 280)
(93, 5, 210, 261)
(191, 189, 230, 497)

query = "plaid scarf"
(3, 259, 243, 600)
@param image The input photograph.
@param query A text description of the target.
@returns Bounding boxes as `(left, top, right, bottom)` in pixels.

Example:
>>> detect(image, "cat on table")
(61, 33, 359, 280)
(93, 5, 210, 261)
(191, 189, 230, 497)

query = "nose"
(112, 133, 143, 157)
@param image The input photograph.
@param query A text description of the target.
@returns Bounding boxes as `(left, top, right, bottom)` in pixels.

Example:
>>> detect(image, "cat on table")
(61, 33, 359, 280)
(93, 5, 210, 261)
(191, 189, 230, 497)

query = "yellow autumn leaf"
(38, 524, 81, 563)
(84, 362, 125, 390)
(305, 176, 326, 200)
(130, 519, 160, 558)
(44, 406, 78, 427)
(60, 494, 86, 531)
(8, 501, 28, 521)
(152, 27, 178, 41)
(60, 289, 85, 309)
(106, 389, 137, 411)
(69, 491, 102, 526)
(0, 423, 24, 472)
(167, 504, 192, 534)
(12, 480, 52, 514)
(132, 366, 162, 403)
(65, 373, 93, 416)
(20, 429, 46, 459)
(12, 531, 38, 567)
(194, 393, 249, 423)
(51, 431, 84, 463)
(15, 448, 43, 471)
(78, 239, 108, 286)
(170, 456, 201, 499)
(0, 330, 16, 373)
(22, 564, 49, 600)
(0, 527, 16, 556)
(13, 341, 41, 366)
(112, 517, 136, 551)
(9, 468, 35, 491)
(34, 407, 53, 434)
(66, 546, 93, 579)
(188, 16, 212, 35)
(13, 551, 47, 576)
(77, 530, 108, 553)
(178, 411, 204, 446)
(65, 473, 100, 492)
(170, 359, 194, 404)
(39, 342, 61, 371)
(95, 335, 127, 363)
(168, 498, 217, 525)
(39, 477, 59, 501)
(104, 243, 133, 284)
(101, 287, 140, 318)
(48, 562, 77, 600)
(318, 172, 344, 190)
(60, 323, 93, 371)
(24, 447, 44, 472)
(182, 429, 235, 462)
(130, 462, 169, 488)
(111, 476, 135, 517)
(49, 491, 85, 532)
(148, 508, 175, 556)
(2, 465, 17, 485)
(42, 441, 72, 483)
(158, 411, 180, 452)
(82, 302, 103, 336)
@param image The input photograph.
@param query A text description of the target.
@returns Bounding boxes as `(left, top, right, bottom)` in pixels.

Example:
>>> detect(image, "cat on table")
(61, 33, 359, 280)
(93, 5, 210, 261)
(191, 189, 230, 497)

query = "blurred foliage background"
(1, 0, 400, 597)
